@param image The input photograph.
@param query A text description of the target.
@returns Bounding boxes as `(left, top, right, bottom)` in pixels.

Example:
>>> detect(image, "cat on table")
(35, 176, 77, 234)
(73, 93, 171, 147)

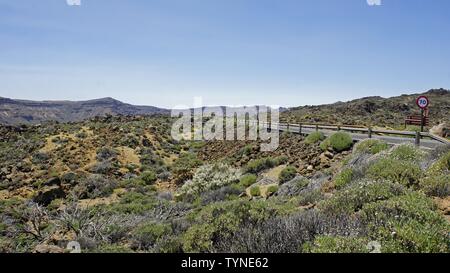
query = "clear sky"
(1, 0, 449, 108)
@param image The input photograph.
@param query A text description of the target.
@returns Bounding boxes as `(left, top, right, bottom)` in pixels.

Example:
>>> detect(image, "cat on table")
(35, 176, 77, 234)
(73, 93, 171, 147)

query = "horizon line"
(1, 87, 448, 109)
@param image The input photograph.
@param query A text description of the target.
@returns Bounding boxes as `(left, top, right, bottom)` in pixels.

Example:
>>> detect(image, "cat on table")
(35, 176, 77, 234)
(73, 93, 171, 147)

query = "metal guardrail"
(426, 133, 450, 144)
(256, 120, 450, 146)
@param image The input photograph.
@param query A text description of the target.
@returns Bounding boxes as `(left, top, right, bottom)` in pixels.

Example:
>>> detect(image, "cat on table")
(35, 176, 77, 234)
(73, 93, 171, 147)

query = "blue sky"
(1, 0, 450, 108)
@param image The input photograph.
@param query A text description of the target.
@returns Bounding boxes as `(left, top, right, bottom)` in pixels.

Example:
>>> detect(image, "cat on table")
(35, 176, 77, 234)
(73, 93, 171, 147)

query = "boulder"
(324, 151, 334, 159)
(34, 244, 65, 254)
(307, 172, 331, 191)
(42, 177, 61, 187)
(277, 176, 308, 197)
(252, 177, 277, 187)
(319, 153, 331, 164)
(430, 123, 449, 138)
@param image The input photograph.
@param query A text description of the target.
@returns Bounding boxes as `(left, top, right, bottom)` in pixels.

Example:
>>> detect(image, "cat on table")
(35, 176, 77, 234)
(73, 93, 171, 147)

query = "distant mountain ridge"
(1, 88, 449, 126)
(0, 97, 169, 125)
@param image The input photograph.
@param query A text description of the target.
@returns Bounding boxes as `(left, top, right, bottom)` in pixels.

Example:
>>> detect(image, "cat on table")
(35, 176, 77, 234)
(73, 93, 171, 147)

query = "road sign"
(415, 96, 430, 133)
(416, 96, 429, 109)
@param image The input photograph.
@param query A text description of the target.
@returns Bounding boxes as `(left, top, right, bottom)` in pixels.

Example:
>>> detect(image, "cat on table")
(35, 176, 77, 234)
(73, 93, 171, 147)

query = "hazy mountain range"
(0, 97, 169, 125)
(0, 88, 449, 126)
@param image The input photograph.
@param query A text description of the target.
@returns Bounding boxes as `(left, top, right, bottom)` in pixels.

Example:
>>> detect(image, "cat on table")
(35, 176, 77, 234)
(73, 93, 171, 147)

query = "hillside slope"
(1, 88, 448, 127)
(283, 89, 450, 127)
(0, 115, 448, 253)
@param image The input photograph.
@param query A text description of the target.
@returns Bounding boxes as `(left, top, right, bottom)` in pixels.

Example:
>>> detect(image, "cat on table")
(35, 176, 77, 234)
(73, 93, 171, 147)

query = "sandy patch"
(261, 165, 286, 182)
(117, 146, 141, 167)
(0, 190, 10, 200)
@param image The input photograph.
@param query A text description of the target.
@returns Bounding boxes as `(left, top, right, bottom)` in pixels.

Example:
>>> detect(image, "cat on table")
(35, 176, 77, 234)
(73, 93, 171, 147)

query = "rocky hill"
(1, 88, 448, 128)
(0, 97, 169, 125)
(282, 88, 450, 128)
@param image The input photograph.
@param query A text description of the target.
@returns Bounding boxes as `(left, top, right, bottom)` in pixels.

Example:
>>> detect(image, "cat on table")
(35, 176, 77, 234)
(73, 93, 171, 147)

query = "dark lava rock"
(277, 176, 309, 197)
(42, 177, 61, 187)
(33, 187, 66, 206)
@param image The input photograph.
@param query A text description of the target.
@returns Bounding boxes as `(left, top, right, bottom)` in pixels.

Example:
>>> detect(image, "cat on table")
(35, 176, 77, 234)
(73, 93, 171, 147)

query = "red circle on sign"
(416, 96, 429, 109)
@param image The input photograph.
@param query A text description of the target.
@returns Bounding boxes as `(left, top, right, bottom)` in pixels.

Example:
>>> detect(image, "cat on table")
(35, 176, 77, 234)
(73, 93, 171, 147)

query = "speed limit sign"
(416, 96, 429, 109)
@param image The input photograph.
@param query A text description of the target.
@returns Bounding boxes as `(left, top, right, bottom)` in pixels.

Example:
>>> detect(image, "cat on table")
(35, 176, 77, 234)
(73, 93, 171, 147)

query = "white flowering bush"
(179, 163, 241, 196)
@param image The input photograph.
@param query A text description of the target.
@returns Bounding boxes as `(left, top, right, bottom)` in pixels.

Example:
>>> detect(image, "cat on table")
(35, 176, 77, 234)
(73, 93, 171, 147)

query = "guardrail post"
(287, 123, 290, 132)
(299, 123, 302, 135)
(315, 125, 319, 132)
(337, 125, 341, 131)
(368, 127, 372, 139)
(415, 131, 420, 146)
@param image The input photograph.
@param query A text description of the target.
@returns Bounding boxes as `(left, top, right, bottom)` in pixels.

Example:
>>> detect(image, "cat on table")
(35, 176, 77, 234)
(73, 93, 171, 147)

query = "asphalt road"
(271, 124, 446, 150)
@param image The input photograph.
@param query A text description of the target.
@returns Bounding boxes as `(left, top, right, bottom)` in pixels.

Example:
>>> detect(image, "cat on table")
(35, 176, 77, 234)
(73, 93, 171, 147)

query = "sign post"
(416, 96, 429, 133)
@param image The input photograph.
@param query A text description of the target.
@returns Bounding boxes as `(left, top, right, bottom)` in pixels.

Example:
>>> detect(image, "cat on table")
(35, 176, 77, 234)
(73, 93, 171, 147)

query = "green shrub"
(250, 186, 261, 197)
(420, 174, 450, 197)
(132, 222, 172, 250)
(296, 178, 310, 189)
(140, 170, 157, 185)
(304, 236, 370, 253)
(334, 168, 354, 189)
(318, 180, 406, 214)
(389, 144, 425, 162)
(182, 224, 215, 253)
(297, 189, 324, 206)
(172, 153, 203, 183)
(427, 151, 450, 175)
(361, 192, 450, 253)
(156, 235, 184, 253)
(320, 132, 353, 152)
(47, 199, 63, 211)
(405, 125, 422, 133)
(245, 158, 270, 174)
(367, 158, 422, 188)
(267, 185, 279, 195)
(182, 200, 274, 252)
(188, 141, 206, 151)
(305, 132, 325, 144)
(279, 166, 297, 184)
(354, 139, 389, 154)
(245, 156, 287, 174)
(274, 155, 289, 165)
(111, 192, 159, 214)
(239, 174, 257, 187)
(240, 145, 254, 156)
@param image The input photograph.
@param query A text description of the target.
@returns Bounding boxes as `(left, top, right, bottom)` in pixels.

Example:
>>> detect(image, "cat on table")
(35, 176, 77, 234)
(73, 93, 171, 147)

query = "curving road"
(266, 123, 447, 150)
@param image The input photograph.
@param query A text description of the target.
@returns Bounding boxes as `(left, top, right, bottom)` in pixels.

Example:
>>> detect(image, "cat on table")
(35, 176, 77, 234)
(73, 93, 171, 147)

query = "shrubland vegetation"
(279, 166, 297, 184)
(305, 132, 325, 144)
(0, 116, 448, 253)
(320, 132, 354, 152)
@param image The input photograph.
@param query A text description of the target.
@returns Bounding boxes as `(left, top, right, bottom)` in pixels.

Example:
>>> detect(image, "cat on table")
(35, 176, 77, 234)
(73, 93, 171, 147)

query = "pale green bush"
(334, 168, 354, 189)
(354, 139, 389, 155)
(320, 132, 353, 152)
(305, 132, 325, 144)
(389, 144, 425, 162)
(179, 163, 241, 196)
